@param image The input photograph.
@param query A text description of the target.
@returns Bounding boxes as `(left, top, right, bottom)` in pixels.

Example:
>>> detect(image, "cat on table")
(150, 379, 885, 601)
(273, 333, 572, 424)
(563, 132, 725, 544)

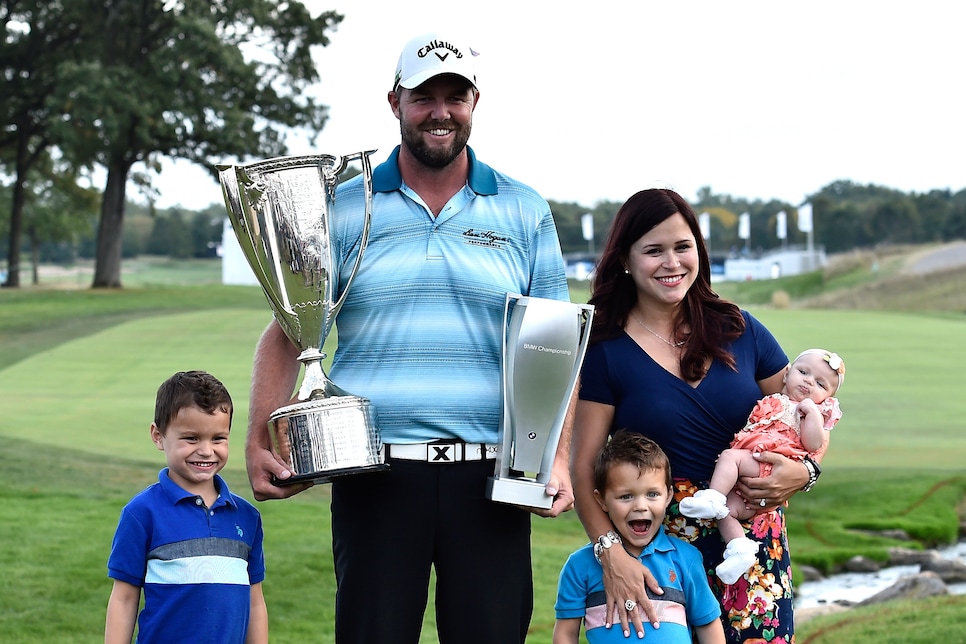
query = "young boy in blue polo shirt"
(554, 432, 724, 643)
(105, 371, 268, 644)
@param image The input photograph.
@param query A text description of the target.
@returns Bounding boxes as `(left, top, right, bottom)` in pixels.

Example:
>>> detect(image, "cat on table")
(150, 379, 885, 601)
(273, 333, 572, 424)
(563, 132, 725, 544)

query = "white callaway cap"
(393, 32, 478, 91)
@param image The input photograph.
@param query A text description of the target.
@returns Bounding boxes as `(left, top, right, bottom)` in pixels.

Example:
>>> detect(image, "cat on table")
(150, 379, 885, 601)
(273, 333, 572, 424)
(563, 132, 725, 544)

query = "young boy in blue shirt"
(554, 432, 724, 643)
(105, 371, 268, 643)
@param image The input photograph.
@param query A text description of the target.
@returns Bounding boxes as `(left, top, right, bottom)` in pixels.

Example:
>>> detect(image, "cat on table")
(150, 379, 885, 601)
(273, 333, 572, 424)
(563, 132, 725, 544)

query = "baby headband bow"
(794, 349, 846, 389)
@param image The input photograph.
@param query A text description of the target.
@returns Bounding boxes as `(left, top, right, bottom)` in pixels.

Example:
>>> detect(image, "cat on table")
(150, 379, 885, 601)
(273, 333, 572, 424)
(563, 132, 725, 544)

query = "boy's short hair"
(154, 370, 233, 434)
(593, 431, 672, 493)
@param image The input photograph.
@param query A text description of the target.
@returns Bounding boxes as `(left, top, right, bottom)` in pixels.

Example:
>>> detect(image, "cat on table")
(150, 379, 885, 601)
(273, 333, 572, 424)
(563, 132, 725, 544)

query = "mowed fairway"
(1, 287, 964, 642)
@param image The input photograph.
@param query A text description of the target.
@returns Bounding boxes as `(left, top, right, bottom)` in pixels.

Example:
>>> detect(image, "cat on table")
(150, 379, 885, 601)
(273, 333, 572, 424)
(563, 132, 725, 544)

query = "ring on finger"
(759, 498, 767, 507)
(624, 599, 637, 612)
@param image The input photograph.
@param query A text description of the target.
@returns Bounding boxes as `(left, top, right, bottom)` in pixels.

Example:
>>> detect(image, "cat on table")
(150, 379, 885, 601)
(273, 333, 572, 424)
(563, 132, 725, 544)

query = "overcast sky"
(147, 0, 966, 211)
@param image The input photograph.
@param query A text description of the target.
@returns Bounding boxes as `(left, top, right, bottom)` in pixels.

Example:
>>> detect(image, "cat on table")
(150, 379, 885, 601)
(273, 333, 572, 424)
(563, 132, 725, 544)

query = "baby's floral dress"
(667, 482, 796, 643)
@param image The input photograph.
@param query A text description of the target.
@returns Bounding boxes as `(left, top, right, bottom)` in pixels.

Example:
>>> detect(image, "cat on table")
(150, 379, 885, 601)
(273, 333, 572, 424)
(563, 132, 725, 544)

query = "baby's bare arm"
(797, 399, 827, 453)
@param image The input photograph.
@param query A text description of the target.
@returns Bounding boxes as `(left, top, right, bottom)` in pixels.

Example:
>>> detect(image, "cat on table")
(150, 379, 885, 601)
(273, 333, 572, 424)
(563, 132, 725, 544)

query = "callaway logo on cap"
(393, 32, 479, 91)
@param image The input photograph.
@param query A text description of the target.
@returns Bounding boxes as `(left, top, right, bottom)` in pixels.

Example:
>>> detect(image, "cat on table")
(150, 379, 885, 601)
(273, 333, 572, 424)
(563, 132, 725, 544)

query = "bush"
(771, 289, 791, 309)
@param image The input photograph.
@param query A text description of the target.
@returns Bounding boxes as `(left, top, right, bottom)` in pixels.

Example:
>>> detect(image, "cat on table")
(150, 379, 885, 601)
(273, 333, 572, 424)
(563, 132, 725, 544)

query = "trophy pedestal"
(486, 476, 553, 509)
(270, 395, 387, 485)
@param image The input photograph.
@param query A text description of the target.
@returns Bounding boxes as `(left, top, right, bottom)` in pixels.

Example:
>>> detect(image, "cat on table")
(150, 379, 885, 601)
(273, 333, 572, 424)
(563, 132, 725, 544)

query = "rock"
(886, 546, 966, 582)
(920, 557, 966, 583)
(842, 555, 881, 572)
(877, 529, 912, 541)
(857, 571, 948, 606)
(888, 547, 940, 566)
(798, 564, 824, 581)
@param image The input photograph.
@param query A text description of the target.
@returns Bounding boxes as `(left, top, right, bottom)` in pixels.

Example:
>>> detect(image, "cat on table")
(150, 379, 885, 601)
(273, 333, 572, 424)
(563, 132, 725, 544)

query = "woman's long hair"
(588, 189, 744, 381)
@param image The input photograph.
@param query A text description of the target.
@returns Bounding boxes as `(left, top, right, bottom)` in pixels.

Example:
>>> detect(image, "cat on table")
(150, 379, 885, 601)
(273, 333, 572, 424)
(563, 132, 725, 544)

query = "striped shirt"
(555, 528, 720, 642)
(329, 146, 569, 445)
(107, 469, 265, 643)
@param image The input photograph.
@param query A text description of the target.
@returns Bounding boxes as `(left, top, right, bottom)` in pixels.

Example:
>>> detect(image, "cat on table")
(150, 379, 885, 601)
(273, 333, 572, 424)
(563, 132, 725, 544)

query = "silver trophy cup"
(486, 294, 594, 509)
(218, 152, 388, 485)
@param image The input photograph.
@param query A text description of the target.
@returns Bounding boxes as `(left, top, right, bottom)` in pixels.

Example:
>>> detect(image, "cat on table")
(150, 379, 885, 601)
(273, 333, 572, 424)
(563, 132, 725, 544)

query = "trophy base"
(270, 394, 387, 486)
(486, 476, 552, 510)
(275, 462, 389, 486)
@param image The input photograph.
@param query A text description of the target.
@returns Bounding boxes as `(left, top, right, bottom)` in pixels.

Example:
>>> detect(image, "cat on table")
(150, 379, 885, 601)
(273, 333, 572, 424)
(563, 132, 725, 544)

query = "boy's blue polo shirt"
(555, 528, 720, 643)
(108, 468, 265, 643)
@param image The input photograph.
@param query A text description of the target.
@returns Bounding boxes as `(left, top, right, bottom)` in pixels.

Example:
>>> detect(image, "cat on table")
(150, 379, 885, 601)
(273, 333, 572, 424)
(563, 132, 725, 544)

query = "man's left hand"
(530, 460, 574, 518)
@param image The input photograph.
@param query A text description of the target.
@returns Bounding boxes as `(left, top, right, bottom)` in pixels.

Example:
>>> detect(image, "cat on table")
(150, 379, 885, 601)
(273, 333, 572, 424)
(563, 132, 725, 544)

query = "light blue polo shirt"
(329, 146, 569, 445)
(555, 528, 721, 643)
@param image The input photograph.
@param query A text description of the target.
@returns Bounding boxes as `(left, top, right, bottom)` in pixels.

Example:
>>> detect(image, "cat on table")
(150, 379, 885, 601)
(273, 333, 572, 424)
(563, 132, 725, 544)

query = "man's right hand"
(246, 321, 308, 500)
(246, 441, 311, 500)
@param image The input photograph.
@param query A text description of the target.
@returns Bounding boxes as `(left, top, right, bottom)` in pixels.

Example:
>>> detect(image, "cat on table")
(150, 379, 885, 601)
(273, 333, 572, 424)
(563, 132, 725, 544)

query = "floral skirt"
(666, 479, 795, 644)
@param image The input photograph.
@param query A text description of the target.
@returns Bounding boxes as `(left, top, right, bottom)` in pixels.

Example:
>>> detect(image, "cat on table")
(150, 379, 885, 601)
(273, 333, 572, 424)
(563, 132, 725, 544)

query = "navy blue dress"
(580, 311, 796, 642)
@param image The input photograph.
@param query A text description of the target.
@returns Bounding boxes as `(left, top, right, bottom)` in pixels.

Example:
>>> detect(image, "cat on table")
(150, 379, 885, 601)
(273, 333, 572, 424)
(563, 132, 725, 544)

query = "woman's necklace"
(631, 315, 686, 348)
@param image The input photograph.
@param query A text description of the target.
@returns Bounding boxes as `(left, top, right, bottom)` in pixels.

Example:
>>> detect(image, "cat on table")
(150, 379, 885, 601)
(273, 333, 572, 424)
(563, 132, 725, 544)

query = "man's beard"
(400, 120, 472, 169)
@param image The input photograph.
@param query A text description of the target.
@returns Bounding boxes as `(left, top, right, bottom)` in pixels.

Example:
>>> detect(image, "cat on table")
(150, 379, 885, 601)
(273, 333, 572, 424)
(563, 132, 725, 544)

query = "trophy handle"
(326, 150, 375, 322)
(217, 163, 302, 343)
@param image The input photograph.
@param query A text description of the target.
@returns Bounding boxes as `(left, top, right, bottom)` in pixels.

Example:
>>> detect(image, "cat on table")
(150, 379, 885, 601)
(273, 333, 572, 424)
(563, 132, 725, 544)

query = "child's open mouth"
(629, 519, 652, 536)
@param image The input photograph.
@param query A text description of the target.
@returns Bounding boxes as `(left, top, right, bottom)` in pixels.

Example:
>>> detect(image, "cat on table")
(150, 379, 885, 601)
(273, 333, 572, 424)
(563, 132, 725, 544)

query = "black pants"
(331, 458, 533, 643)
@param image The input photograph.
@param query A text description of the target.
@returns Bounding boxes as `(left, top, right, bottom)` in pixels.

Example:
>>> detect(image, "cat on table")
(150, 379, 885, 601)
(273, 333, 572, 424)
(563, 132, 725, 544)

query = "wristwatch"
(593, 530, 623, 564)
(801, 456, 822, 492)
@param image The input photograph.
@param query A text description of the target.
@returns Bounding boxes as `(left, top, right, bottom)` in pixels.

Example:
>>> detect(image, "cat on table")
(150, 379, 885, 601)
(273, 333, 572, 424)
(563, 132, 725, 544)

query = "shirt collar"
(637, 525, 677, 558)
(372, 145, 498, 196)
(157, 467, 236, 509)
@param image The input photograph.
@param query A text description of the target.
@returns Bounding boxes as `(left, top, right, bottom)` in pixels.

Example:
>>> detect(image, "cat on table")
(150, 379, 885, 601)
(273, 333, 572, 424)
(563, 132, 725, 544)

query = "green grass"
(1, 257, 965, 642)
(794, 595, 966, 643)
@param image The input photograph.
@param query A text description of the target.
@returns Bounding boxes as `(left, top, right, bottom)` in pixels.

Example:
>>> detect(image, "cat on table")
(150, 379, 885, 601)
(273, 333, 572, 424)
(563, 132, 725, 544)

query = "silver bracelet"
(592, 530, 622, 564)
(801, 456, 822, 492)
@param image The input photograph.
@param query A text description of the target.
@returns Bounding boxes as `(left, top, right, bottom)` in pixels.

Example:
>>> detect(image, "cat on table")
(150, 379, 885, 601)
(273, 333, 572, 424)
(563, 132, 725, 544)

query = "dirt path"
(903, 241, 966, 274)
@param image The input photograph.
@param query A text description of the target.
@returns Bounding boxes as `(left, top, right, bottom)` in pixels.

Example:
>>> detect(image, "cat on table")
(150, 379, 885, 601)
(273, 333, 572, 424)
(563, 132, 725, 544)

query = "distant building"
(722, 247, 827, 281)
(564, 253, 598, 281)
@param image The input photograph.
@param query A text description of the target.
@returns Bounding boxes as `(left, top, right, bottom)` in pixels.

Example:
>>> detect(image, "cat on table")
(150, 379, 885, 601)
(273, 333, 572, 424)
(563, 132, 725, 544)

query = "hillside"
(803, 241, 966, 313)
(711, 241, 966, 314)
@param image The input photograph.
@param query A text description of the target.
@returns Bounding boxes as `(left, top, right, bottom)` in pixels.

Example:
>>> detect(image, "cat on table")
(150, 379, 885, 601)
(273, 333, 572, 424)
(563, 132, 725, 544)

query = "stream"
(794, 541, 966, 608)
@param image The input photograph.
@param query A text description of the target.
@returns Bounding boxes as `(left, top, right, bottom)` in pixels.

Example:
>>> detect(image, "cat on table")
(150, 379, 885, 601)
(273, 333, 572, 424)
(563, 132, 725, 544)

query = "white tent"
(220, 218, 259, 286)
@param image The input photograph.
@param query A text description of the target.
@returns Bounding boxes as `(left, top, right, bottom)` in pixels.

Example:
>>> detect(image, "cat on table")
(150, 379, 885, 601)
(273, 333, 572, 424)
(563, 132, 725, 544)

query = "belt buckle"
(428, 441, 463, 463)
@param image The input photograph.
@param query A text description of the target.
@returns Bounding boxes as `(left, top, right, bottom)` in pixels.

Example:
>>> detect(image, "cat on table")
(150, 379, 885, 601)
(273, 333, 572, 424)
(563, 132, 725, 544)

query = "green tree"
(548, 200, 590, 253)
(122, 211, 153, 258)
(814, 198, 865, 253)
(20, 157, 99, 284)
(190, 209, 223, 258)
(913, 189, 953, 243)
(945, 190, 966, 240)
(55, 0, 342, 287)
(1, 0, 91, 287)
(147, 210, 191, 258)
(871, 197, 920, 245)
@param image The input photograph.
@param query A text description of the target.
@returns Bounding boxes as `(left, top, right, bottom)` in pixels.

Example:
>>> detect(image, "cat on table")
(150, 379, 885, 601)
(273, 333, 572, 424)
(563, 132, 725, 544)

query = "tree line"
(3, 3, 964, 287)
(554, 180, 965, 259)
(3, 177, 962, 283)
